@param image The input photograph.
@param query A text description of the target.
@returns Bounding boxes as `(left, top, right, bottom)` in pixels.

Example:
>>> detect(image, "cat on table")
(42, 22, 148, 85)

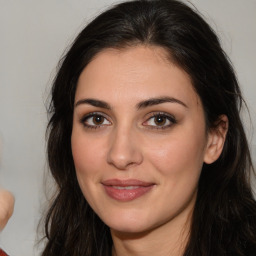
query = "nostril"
(106, 144, 143, 170)
(107, 153, 138, 170)
(106, 129, 143, 169)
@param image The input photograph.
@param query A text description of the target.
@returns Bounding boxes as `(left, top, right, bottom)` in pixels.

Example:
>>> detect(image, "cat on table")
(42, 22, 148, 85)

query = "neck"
(111, 206, 193, 256)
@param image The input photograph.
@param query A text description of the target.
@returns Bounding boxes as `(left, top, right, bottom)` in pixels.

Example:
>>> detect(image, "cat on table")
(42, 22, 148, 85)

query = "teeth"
(112, 186, 140, 190)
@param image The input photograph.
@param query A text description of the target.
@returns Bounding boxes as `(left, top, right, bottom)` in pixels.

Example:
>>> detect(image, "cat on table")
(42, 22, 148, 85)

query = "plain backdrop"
(0, 0, 255, 255)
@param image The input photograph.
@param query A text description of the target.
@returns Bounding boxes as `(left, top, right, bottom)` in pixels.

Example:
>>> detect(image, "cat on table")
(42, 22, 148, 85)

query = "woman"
(42, 0, 256, 255)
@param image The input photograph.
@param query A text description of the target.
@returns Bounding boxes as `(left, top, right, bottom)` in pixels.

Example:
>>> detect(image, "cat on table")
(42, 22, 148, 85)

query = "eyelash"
(80, 112, 177, 130)
(143, 112, 177, 130)
(80, 112, 111, 130)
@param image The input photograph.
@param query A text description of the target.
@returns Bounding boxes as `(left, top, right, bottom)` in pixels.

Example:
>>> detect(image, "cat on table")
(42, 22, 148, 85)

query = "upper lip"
(101, 179, 154, 187)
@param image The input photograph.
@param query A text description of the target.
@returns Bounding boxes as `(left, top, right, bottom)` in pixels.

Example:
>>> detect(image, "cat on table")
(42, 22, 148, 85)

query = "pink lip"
(102, 179, 155, 202)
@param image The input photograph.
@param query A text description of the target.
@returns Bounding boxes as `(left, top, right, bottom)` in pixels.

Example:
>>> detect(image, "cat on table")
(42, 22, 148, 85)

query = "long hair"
(42, 0, 256, 255)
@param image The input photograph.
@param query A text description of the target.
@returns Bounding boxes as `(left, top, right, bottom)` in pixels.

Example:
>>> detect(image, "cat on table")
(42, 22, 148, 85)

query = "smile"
(112, 186, 140, 190)
(102, 179, 155, 202)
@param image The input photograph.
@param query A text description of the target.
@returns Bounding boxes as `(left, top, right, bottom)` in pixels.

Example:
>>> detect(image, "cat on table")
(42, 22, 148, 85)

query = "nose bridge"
(107, 122, 142, 170)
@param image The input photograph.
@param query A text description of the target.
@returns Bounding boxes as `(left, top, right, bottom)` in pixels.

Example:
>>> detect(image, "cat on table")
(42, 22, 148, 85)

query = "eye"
(81, 112, 111, 129)
(143, 113, 176, 129)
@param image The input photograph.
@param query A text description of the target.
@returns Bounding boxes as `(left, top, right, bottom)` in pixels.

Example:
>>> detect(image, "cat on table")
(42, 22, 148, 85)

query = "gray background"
(0, 0, 255, 255)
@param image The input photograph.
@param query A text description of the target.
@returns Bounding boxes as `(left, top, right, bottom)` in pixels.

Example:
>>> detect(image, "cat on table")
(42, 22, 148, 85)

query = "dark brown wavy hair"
(41, 0, 256, 255)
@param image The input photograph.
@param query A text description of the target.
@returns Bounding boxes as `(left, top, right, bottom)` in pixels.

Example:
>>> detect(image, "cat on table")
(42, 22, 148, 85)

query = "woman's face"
(71, 46, 214, 234)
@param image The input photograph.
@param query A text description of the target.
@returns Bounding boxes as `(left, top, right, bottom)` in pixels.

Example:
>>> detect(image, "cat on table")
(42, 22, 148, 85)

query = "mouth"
(101, 179, 155, 202)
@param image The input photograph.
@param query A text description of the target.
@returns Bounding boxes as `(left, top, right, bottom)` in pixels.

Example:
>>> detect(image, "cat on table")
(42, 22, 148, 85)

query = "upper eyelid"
(82, 111, 175, 119)
(144, 111, 176, 120)
(81, 111, 110, 119)
(144, 112, 177, 125)
(80, 112, 112, 123)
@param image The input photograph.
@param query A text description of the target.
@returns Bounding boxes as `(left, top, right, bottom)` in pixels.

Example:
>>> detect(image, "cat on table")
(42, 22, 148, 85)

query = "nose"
(107, 126, 143, 170)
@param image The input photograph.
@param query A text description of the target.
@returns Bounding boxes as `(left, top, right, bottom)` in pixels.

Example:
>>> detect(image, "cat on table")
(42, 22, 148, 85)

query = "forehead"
(75, 46, 200, 108)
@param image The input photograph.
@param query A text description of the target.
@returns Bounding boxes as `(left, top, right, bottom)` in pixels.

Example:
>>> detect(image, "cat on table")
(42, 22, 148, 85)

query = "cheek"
(71, 130, 108, 209)
(72, 128, 106, 168)
(145, 133, 205, 213)
(152, 138, 204, 165)
(145, 128, 206, 183)
(71, 130, 106, 186)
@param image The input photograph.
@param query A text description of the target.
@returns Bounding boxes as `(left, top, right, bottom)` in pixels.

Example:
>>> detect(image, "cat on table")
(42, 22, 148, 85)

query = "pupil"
(93, 115, 103, 124)
(155, 115, 166, 126)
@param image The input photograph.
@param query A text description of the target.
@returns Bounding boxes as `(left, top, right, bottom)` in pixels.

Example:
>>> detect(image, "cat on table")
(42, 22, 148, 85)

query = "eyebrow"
(75, 98, 111, 109)
(75, 96, 188, 109)
(136, 96, 188, 109)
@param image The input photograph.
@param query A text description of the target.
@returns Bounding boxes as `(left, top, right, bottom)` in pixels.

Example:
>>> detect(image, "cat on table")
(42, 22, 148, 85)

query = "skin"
(71, 46, 227, 256)
(0, 189, 14, 231)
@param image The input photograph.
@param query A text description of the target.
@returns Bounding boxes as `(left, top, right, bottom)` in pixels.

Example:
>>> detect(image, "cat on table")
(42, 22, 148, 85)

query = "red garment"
(0, 248, 8, 256)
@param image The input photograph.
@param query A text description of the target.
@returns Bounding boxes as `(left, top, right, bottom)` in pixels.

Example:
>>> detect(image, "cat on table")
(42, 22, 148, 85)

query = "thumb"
(0, 189, 15, 231)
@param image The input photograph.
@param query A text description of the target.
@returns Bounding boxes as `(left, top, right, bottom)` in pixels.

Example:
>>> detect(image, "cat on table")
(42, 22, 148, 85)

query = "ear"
(204, 115, 228, 164)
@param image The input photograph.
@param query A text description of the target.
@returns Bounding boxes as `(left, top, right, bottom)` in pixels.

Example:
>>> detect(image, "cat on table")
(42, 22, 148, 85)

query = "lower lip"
(103, 185, 154, 202)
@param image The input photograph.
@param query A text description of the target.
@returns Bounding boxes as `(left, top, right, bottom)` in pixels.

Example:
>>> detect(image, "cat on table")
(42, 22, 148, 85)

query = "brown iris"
(154, 115, 167, 126)
(93, 115, 104, 125)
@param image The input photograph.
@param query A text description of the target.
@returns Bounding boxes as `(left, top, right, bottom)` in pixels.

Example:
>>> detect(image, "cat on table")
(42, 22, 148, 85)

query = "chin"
(100, 210, 151, 234)
(102, 211, 164, 235)
(109, 222, 152, 235)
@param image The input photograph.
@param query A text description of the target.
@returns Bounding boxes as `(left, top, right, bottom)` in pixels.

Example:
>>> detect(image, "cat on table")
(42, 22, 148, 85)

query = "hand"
(0, 189, 14, 231)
